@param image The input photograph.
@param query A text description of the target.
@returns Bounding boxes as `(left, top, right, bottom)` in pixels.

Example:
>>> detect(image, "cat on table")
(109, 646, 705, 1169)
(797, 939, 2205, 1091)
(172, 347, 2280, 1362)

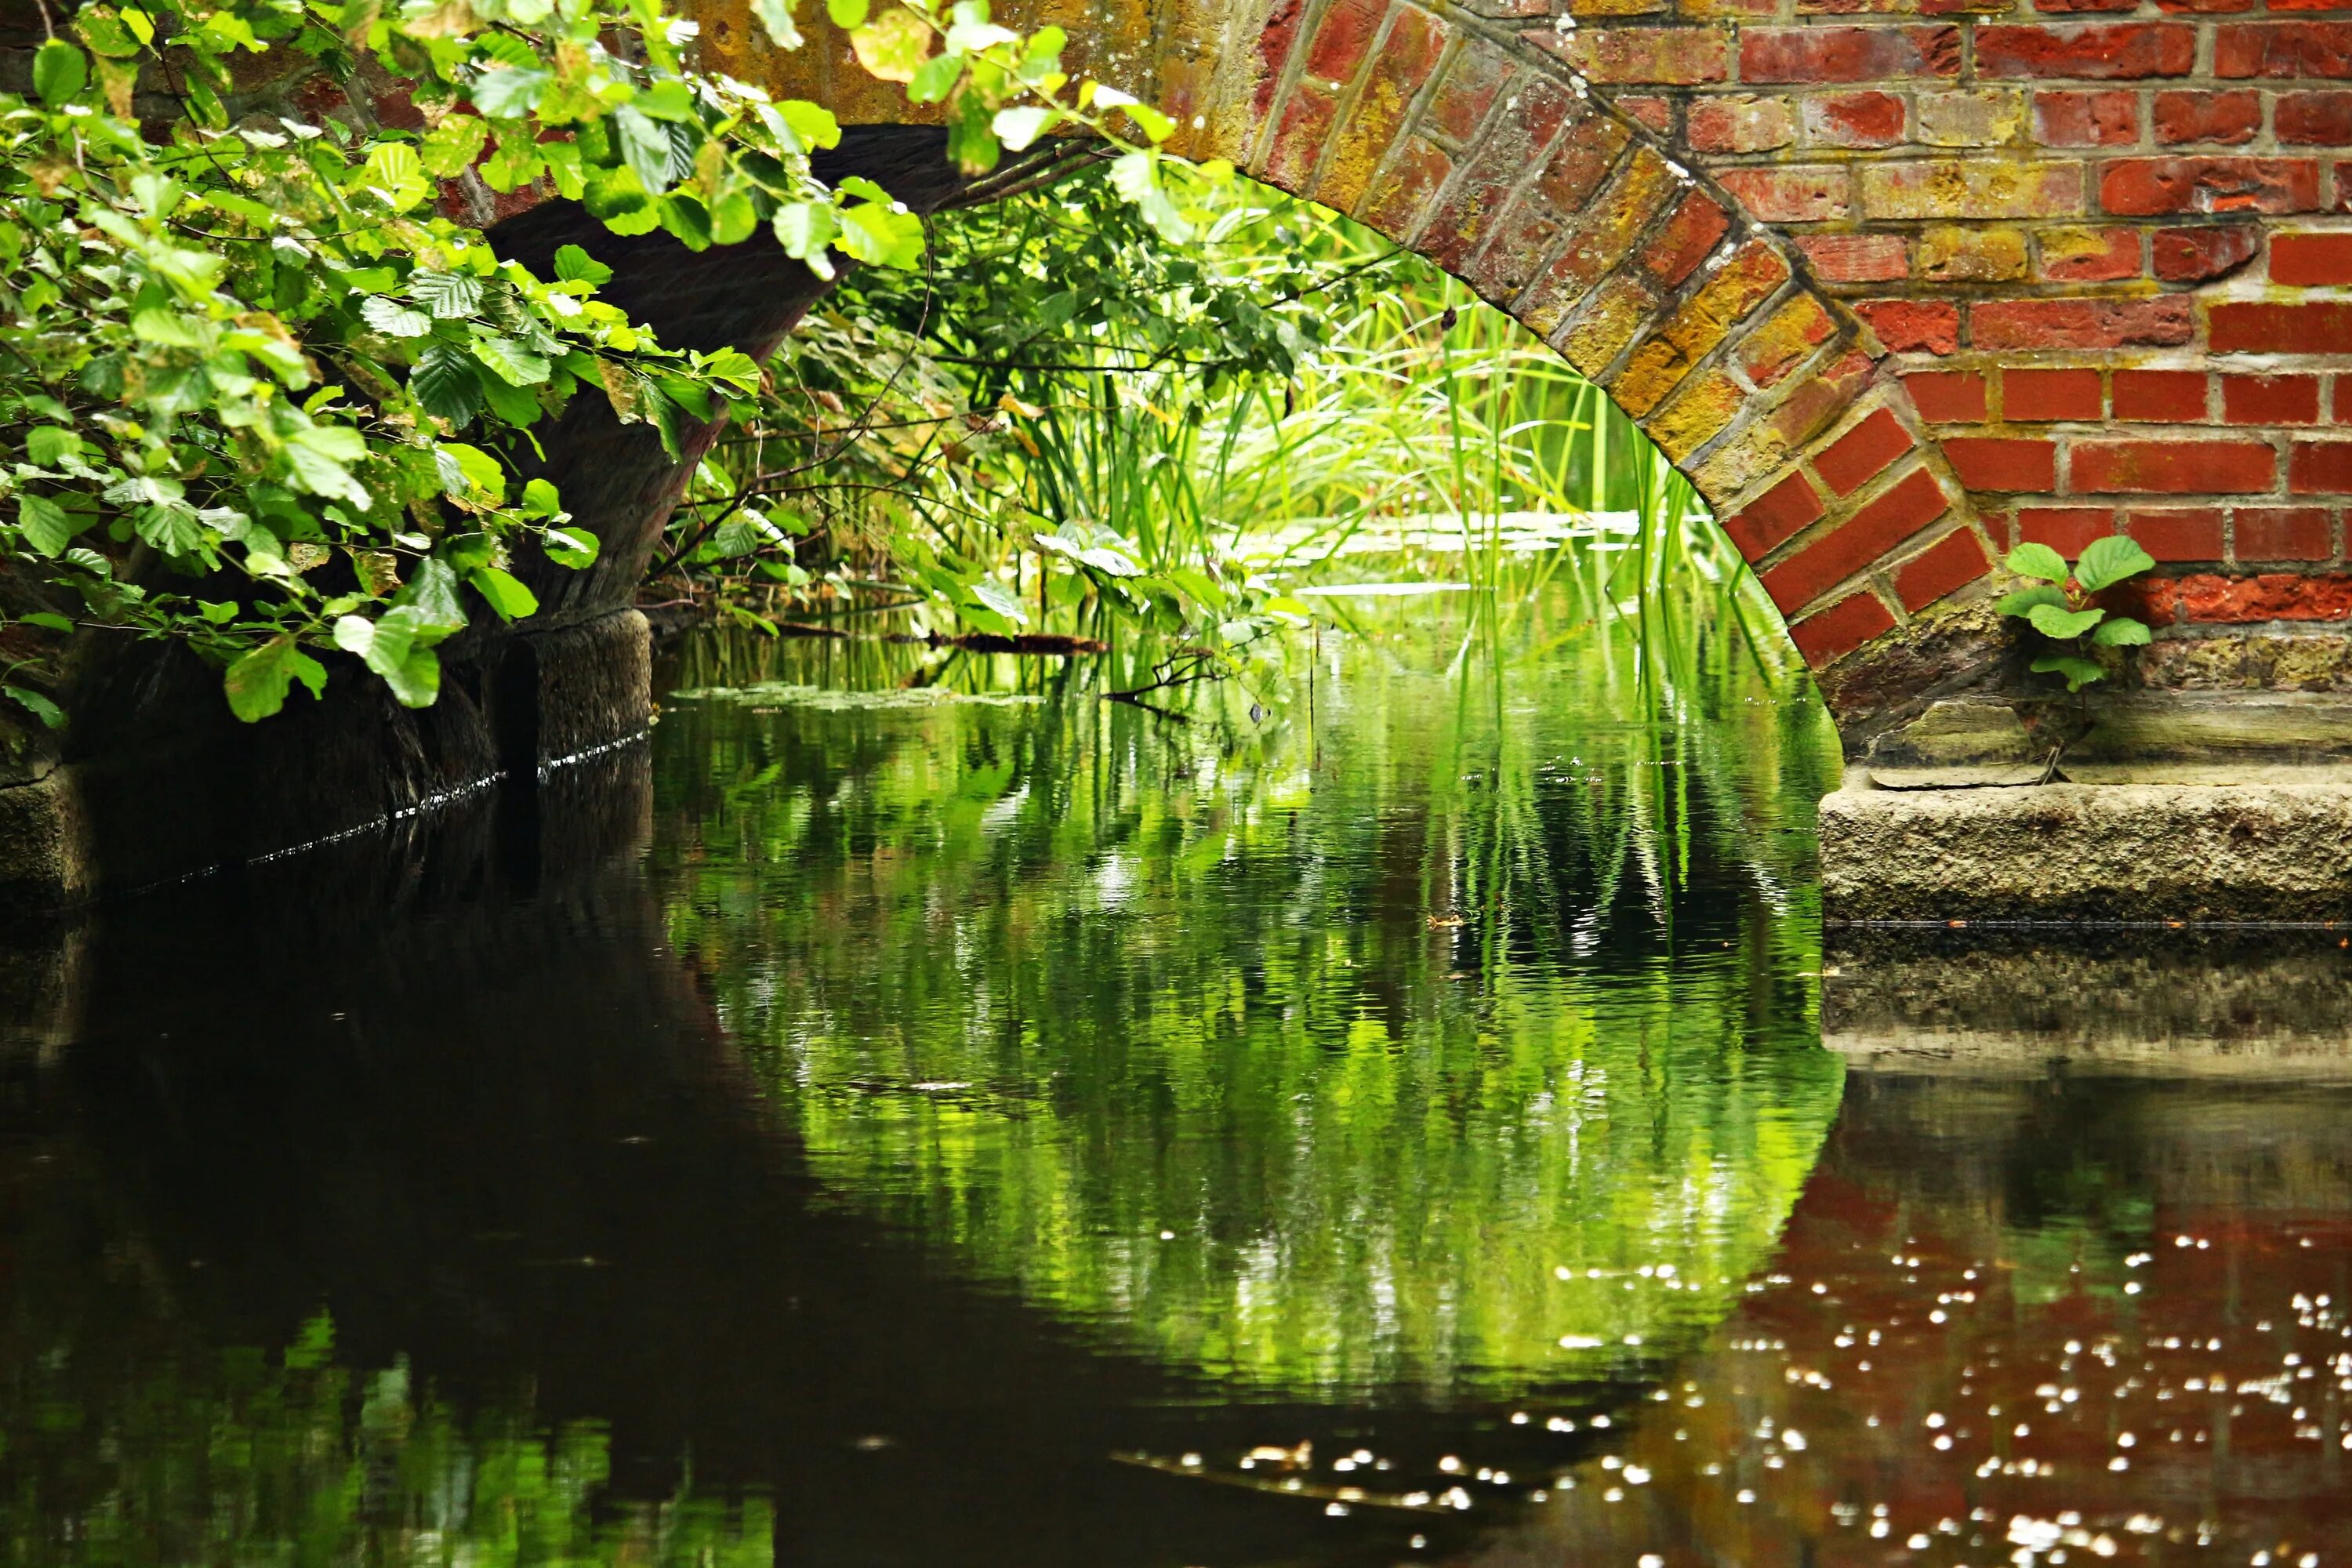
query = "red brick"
(2214, 22, 2352, 79)
(2209, 301, 2352, 354)
(1422, 45, 1512, 144)
(1974, 298, 2194, 351)
(1978, 24, 2197, 78)
(1894, 527, 1993, 610)
(2222, 374, 2321, 424)
(2154, 0, 2255, 12)
(1947, 437, 2059, 492)
(1904, 370, 1987, 423)
(2005, 368, 2103, 422)
(1765, 466, 1952, 609)
(2019, 505, 2115, 555)
(1301, 0, 1385, 82)
(2100, 158, 2324, 217)
(2153, 224, 2260, 282)
(1686, 95, 1797, 154)
(2072, 439, 2278, 493)
(1309, 5, 1443, 215)
(2274, 91, 2352, 144)
(1619, 95, 1674, 134)
(1639, 197, 1729, 290)
(2112, 369, 2209, 421)
(2034, 90, 2138, 146)
(2153, 89, 2262, 144)
(1806, 91, 1907, 147)
(2040, 227, 2141, 282)
(1815, 407, 1912, 496)
(1253, 0, 1308, 122)
(2039, 0, 2140, 12)
(1535, 26, 1733, 85)
(1719, 166, 1852, 223)
(1856, 299, 1960, 354)
(1724, 470, 1828, 560)
(1788, 589, 1897, 666)
(2126, 507, 2225, 561)
(1798, 233, 1909, 282)
(2271, 231, 2352, 285)
(2143, 572, 2352, 622)
(1740, 27, 1961, 83)
(2290, 441, 2352, 494)
(1356, 137, 1450, 238)
(2235, 506, 2333, 561)
(1264, 86, 1341, 191)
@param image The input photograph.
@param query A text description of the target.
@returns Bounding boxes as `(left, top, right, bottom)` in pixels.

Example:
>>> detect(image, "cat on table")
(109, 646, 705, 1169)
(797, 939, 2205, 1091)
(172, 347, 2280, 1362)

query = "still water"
(3, 590, 2350, 1568)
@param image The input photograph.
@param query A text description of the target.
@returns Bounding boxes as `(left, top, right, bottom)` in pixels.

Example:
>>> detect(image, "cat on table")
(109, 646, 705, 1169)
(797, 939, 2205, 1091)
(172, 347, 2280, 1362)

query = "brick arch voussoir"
(1214, 0, 2005, 743)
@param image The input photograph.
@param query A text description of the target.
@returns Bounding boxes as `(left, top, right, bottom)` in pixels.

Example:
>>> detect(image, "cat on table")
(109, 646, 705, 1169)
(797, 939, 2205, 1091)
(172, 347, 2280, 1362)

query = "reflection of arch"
(676, 0, 2005, 744)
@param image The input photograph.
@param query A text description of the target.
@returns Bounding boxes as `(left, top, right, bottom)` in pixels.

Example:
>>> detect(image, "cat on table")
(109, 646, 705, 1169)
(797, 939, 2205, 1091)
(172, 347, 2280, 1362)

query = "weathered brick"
(1611, 242, 1792, 416)
(1788, 590, 1897, 666)
(1617, 95, 1675, 133)
(1856, 298, 1960, 354)
(1309, 4, 1446, 213)
(2209, 300, 2352, 354)
(2006, 367, 2103, 421)
(2154, 89, 2261, 145)
(2275, 92, 2352, 146)
(1686, 93, 1797, 152)
(1740, 27, 1961, 84)
(1905, 369, 1988, 423)
(1764, 466, 1952, 608)
(1725, 470, 1828, 559)
(1805, 90, 1907, 147)
(2100, 158, 2325, 217)
(2127, 507, 2225, 562)
(1719, 165, 1853, 223)
(1737, 294, 1838, 387)
(1640, 191, 1733, 287)
(1798, 233, 1909, 282)
(2289, 441, 2352, 494)
(1468, 121, 1632, 299)
(1301, 0, 1388, 83)
(1422, 43, 1512, 145)
(2072, 439, 2278, 493)
(2037, 0, 2142, 13)
(1915, 89, 2026, 147)
(1533, 25, 1733, 84)
(1514, 154, 1678, 336)
(1352, 136, 1451, 238)
(2112, 368, 2209, 421)
(2271, 231, 2352, 285)
(1555, 272, 1661, 377)
(1977, 24, 2196, 78)
(1417, 81, 1582, 270)
(2033, 90, 2139, 147)
(2020, 506, 2117, 555)
(1859, 162, 2085, 222)
(1947, 437, 2059, 492)
(2214, 22, 2352, 79)
(2223, 374, 2321, 424)
(1893, 527, 1992, 611)
(1253, 0, 1309, 122)
(2038, 225, 2142, 281)
(1816, 407, 1913, 495)
(2235, 506, 2333, 560)
(2152, 223, 2259, 281)
(1918, 225, 2031, 281)
(1645, 366, 1748, 459)
(2141, 572, 2352, 623)
(1973, 297, 2194, 350)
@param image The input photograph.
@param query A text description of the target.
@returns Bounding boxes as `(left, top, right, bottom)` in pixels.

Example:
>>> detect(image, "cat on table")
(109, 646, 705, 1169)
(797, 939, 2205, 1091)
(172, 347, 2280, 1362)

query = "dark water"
(4, 591, 2351, 1568)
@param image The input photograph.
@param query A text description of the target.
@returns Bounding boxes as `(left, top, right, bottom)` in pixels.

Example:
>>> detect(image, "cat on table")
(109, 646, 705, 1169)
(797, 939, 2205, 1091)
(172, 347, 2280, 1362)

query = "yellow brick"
(1646, 368, 1746, 462)
(1918, 225, 2031, 282)
(1558, 274, 1659, 380)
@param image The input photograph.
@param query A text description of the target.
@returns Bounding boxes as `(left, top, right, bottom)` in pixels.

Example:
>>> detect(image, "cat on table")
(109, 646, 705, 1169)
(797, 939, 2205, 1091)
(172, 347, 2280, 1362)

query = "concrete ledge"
(1821, 769, 2352, 920)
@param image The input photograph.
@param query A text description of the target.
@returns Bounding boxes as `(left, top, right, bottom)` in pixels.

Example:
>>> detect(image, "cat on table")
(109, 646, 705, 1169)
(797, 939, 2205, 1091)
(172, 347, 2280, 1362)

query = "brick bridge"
(720, 0, 2352, 759)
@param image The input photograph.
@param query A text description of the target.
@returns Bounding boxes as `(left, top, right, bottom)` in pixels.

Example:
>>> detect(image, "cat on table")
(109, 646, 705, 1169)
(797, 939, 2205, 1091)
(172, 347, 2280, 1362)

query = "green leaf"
(776, 100, 840, 151)
(2091, 615, 2152, 648)
(468, 565, 540, 622)
(408, 270, 485, 319)
(633, 79, 697, 122)
(2003, 542, 2069, 584)
(2027, 603, 2106, 641)
(3, 685, 64, 730)
(1995, 584, 2066, 619)
(992, 105, 1054, 151)
(34, 40, 89, 106)
(614, 104, 674, 195)
(771, 201, 837, 271)
(849, 7, 931, 82)
(751, 0, 803, 48)
(552, 243, 613, 285)
(223, 634, 308, 721)
(543, 526, 599, 568)
(968, 576, 1030, 626)
(2030, 653, 2108, 692)
(826, 0, 868, 27)
(907, 49, 962, 104)
(521, 477, 565, 519)
(16, 495, 82, 557)
(471, 64, 552, 118)
(836, 201, 924, 270)
(2075, 534, 2156, 594)
(418, 115, 490, 176)
(411, 341, 485, 425)
(360, 295, 434, 337)
(393, 557, 469, 634)
(20, 612, 76, 633)
(471, 333, 552, 387)
(434, 441, 508, 503)
(281, 425, 373, 506)
(336, 608, 445, 707)
(363, 143, 430, 209)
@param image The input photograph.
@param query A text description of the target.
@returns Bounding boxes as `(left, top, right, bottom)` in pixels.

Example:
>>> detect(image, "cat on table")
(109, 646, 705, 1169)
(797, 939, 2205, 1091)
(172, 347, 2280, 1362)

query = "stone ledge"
(1821, 768, 2352, 920)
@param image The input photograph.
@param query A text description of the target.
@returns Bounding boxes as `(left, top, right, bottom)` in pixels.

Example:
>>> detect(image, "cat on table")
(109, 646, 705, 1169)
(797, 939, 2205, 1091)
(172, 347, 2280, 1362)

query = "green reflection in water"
(652, 590, 1846, 1399)
(0, 1316, 769, 1568)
